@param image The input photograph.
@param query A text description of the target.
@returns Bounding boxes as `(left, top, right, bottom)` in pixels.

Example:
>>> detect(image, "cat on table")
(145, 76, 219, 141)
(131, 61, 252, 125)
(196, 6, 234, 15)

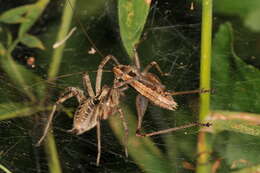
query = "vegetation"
(0, 0, 259, 172)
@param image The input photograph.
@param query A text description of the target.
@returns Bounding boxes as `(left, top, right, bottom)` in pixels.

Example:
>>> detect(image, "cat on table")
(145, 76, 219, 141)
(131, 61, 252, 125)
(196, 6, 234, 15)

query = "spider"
(36, 69, 128, 166)
(96, 48, 211, 137)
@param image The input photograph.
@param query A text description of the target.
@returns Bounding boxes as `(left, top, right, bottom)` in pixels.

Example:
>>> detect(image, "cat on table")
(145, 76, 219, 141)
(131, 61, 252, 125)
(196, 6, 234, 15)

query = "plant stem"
(44, 132, 62, 173)
(196, 0, 213, 172)
(44, 1, 77, 173)
(48, 0, 77, 79)
(0, 164, 12, 173)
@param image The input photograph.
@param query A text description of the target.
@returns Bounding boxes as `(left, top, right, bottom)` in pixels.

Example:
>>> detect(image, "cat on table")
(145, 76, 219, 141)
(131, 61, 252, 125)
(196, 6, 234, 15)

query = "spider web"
(1, 0, 260, 173)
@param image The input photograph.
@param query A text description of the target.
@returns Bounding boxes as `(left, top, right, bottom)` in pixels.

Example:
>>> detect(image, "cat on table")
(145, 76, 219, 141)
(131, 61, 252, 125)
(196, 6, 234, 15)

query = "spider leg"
(96, 117, 101, 166)
(137, 122, 212, 137)
(35, 104, 57, 146)
(83, 72, 95, 97)
(118, 108, 128, 157)
(96, 55, 120, 94)
(35, 87, 86, 146)
(135, 94, 148, 136)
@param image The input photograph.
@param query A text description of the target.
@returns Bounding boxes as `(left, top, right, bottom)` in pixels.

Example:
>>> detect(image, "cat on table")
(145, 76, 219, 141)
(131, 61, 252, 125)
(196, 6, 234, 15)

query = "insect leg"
(133, 31, 151, 69)
(118, 108, 128, 157)
(138, 122, 212, 137)
(135, 94, 149, 136)
(143, 61, 170, 76)
(167, 89, 211, 96)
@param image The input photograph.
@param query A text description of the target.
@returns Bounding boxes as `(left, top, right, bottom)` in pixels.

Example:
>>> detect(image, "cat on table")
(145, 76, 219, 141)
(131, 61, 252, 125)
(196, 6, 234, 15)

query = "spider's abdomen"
(69, 99, 98, 135)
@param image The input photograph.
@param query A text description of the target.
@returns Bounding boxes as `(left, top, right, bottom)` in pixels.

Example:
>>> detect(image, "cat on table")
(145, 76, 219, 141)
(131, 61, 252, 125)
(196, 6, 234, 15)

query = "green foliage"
(1, 0, 260, 173)
(0, 103, 41, 121)
(20, 34, 45, 50)
(0, 1, 61, 173)
(0, 42, 5, 56)
(212, 23, 260, 112)
(196, 1, 260, 172)
(0, 5, 33, 24)
(210, 22, 260, 173)
(214, 0, 260, 31)
(109, 106, 172, 173)
(233, 164, 260, 173)
(0, 164, 12, 173)
(0, 0, 49, 110)
(118, 0, 151, 58)
(1, 57, 46, 100)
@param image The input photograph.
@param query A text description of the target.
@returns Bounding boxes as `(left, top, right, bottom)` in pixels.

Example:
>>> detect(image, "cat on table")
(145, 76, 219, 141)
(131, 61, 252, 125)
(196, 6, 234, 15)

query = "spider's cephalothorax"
(36, 73, 128, 166)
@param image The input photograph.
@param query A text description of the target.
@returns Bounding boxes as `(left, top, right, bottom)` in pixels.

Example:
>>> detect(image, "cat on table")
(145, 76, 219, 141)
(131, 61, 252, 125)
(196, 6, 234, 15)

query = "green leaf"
(0, 56, 46, 100)
(212, 23, 260, 113)
(217, 133, 260, 170)
(109, 105, 172, 172)
(0, 103, 39, 120)
(6, 29, 13, 47)
(232, 164, 260, 173)
(212, 23, 260, 171)
(20, 34, 45, 50)
(0, 5, 32, 24)
(214, 0, 260, 31)
(118, 0, 151, 58)
(214, 0, 260, 16)
(0, 42, 5, 56)
(18, 0, 50, 37)
(244, 9, 260, 32)
(0, 27, 13, 47)
(211, 111, 260, 136)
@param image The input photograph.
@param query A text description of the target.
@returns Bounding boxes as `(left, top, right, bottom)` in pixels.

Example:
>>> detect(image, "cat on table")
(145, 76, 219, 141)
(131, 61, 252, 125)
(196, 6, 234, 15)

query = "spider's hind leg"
(36, 87, 86, 146)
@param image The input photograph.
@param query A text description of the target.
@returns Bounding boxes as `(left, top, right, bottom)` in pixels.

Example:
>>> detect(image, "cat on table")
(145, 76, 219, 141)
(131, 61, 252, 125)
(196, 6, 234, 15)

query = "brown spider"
(96, 48, 211, 137)
(36, 70, 128, 166)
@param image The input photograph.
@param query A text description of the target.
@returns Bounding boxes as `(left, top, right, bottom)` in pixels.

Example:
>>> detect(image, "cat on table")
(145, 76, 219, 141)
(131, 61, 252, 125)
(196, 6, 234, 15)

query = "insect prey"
(96, 48, 211, 137)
